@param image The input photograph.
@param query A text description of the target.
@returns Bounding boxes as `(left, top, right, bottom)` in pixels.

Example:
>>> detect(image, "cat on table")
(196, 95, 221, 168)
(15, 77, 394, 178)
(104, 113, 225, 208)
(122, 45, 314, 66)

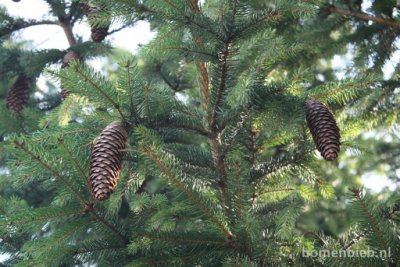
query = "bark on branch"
(329, 6, 400, 30)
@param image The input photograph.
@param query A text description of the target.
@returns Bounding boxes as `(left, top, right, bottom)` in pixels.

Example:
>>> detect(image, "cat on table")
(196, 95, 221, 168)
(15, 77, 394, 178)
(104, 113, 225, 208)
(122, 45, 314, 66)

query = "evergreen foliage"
(0, 0, 399, 266)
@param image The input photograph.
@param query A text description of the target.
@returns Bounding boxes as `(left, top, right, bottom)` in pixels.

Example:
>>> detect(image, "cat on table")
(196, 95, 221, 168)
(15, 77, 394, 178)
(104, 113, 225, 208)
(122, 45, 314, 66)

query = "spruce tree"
(0, 0, 399, 266)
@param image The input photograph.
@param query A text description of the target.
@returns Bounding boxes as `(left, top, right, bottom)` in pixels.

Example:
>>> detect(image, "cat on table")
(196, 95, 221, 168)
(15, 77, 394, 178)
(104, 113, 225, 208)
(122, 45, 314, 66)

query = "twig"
(0, 20, 59, 37)
(148, 122, 210, 137)
(342, 233, 365, 250)
(143, 147, 232, 238)
(72, 64, 127, 121)
(329, 6, 400, 30)
(14, 141, 88, 205)
(156, 65, 180, 92)
(107, 25, 129, 35)
(89, 207, 130, 244)
(58, 138, 86, 179)
(210, 38, 231, 130)
(58, 17, 77, 46)
(189, 0, 210, 109)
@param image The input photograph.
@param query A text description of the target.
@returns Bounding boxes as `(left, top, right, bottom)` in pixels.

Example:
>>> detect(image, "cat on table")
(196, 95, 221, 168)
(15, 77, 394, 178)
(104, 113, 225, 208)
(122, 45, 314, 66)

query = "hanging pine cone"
(60, 51, 79, 99)
(89, 121, 127, 201)
(83, 3, 109, 43)
(91, 27, 109, 43)
(305, 99, 340, 161)
(6, 75, 32, 114)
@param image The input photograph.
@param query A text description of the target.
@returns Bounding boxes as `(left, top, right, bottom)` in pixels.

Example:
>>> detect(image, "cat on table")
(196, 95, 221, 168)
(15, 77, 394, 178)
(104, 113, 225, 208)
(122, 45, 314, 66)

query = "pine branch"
(143, 147, 232, 238)
(141, 234, 226, 245)
(189, 0, 210, 109)
(70, 65, 127, 121)
(147, 122, 210, 136)
(58, 16, 76, 46)
(0, 19, 59, 37)
(13, 141, 88, 205)
(342, 233, 365, 250)
(74, 244, 126, 255)
(328, 6, 400, 30)
(107, 24, 129, 35)
(143, 84, 151, 123)
(13, 141, 128, 244)
(162, 46, 217, 59)
(210, 40, 232, 130)
(123, 61, 139, 122)
(57, 137, 86, 179)
(89, 207, 130, 244)
(156, 64, 183, 92)
(221, 111, 249, 157)
(351, 189, 395, 266)
(259, 188, 295, 195)
(29, 221, 84, 254)
(6, 210, 81, 225)
(131, 251, 212, 267)
(234, 162, 243, 220)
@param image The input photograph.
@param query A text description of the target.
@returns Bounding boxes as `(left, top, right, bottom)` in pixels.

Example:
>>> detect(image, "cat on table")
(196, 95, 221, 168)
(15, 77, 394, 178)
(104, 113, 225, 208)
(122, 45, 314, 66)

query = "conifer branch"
(210, 40, 231, 130)
(107, 25, 129, 35)
(74, 244, 126, 255)
(156, 64, 181, 92)
(13, 141, 88, 205)
(147, 122, 210, 136)
(141, 234, 226, 245)
(143, 84, 151, 123)
(328, 6, 400, 30)
(233, 11, 281, 39)
(133, 251, 212, 267)
(162, 0, 217, 37)
(89, 208, 130, 244)
(221, 112, 249, 157)
(209, 135, 229, 210)
(58, 16, 76, 46)
(0, 20, 59, 37)
(71, 65, 127, 121)
(7, 210, 81, 225)
(259, 188, 295, 195)
(189, 0, 210, 109)
(342, 233, 365, 250)
(234, 162, 243, 220)
(13, 142, 128, 244)
(57, 138, 86, 179)
(351, 189, 395, 266)
(124, 62, 139, 122)
(43, 223, 83, 249)
(143, 147, 232, 237)
(163, 46, 217, 58)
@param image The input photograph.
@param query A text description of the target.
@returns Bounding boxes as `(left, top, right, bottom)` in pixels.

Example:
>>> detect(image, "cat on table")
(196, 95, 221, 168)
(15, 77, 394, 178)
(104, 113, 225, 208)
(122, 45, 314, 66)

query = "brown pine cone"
(6, 75, 32, 114)
(306, 99, 340, 161)
(91, 27, 109, 43)
(83, 3, 109, 43)
(89, 121, 127, 201)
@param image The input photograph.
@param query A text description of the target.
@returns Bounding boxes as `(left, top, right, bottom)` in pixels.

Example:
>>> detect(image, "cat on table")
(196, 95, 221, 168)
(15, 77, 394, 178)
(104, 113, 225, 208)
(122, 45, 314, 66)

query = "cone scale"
(89, 121, 127, 201)
(306, 99, 340, 161)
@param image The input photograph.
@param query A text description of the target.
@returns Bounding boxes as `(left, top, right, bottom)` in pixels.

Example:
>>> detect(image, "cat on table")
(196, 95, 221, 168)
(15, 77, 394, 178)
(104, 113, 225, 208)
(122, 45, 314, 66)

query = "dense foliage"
(0, 0, 399, 266)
